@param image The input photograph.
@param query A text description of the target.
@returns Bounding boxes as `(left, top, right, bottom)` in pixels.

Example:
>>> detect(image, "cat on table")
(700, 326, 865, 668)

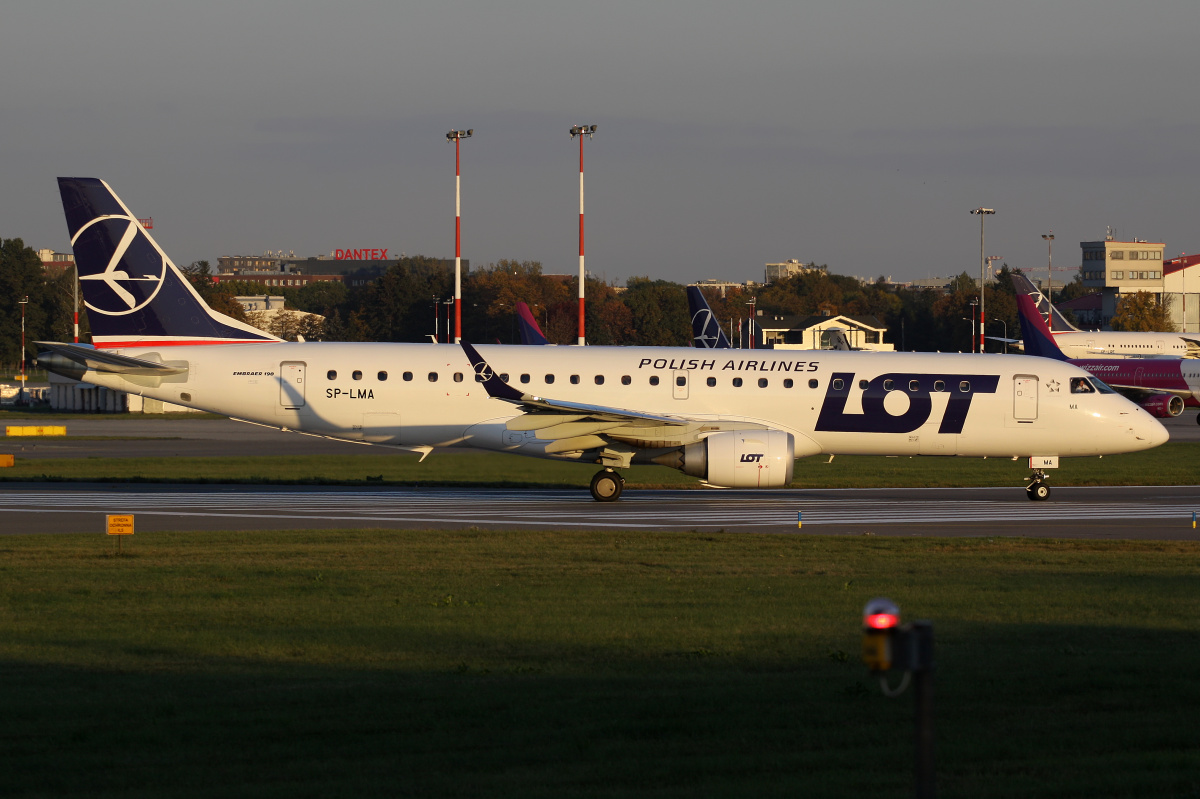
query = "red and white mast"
(570, 124, 596, 345)
(446, 128, 473, 343)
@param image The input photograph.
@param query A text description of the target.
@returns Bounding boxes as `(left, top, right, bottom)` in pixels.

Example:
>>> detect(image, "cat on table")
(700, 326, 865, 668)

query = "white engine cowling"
(681, 430, 795, 488)
(1138, 394, 1185, 418)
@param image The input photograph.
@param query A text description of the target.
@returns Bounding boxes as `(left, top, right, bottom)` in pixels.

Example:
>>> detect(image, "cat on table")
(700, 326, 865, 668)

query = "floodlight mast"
(570, 124, 596, 345)
(970, 208, 995, 353)
(1042, 233, 1055, 330)
(446, 129, 473, 343)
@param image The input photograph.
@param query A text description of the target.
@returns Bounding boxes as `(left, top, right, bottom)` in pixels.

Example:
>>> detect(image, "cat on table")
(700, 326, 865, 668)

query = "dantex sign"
(334, 249, 388, 260)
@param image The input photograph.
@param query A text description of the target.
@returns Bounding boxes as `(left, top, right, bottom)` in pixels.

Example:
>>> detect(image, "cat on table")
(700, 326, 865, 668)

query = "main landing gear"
(590, 468, 625, 502)
(1025, 470, 1051, 502)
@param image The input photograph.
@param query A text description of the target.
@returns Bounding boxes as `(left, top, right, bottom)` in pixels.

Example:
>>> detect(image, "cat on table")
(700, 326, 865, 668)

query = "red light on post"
(866, 612, 900, 630)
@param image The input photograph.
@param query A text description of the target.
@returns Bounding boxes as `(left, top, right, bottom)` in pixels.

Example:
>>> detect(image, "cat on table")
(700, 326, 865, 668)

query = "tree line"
(0, 238, 1177, 369)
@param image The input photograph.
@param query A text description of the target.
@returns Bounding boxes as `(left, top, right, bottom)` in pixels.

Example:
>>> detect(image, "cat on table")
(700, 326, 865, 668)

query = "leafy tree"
(0, 239, 50, 365)
(620, 278, 689, 347)
(1111, 292, 1175, 332)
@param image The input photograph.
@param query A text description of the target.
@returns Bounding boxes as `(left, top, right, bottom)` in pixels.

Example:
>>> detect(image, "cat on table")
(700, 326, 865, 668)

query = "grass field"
(2, 530, 1199, 798)
(2, 443, 1199, 490)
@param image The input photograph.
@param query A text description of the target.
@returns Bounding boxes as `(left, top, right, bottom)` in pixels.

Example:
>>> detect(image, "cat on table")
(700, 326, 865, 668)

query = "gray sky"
(4, 0, 1197, 286)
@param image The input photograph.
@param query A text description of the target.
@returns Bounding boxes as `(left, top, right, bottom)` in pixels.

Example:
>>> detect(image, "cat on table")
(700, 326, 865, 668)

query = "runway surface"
(3, 483, 1198, 539)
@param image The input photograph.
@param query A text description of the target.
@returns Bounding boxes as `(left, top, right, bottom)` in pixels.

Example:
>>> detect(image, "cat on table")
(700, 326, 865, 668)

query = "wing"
(460, 341, 773, 464)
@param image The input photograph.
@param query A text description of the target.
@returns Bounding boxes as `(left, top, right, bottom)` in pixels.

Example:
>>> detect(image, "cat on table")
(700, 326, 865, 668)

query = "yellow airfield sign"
(106, 515, 134, 536)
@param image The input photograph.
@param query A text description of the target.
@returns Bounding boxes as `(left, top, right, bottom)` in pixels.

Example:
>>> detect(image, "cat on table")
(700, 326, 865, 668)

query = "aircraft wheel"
(1026, 481, 1051, 502)
(590, 470, 624, 502)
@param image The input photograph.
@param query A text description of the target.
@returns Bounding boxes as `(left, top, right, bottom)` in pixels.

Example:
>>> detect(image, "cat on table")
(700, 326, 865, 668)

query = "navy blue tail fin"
(1010, 272, 1078, 333)
(1016, 293, 1069, 361)
(686, 287, 731, 348)
(516, 302, 549, 345)
(58, 178, 279, 348)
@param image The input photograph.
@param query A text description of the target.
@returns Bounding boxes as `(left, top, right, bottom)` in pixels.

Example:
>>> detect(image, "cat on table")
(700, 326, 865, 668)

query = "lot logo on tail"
(816, 372, 1000, 434)
(74, 215, 167, 315)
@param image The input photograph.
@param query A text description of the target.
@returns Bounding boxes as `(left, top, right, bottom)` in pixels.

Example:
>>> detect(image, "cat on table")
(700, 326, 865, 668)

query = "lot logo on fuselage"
(816, 372, 1000, 434)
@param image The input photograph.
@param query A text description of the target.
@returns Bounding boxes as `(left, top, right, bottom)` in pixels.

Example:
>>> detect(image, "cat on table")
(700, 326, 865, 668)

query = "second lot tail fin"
(687, 287, 732, 349)
(1016, 294, 1069, 361)
(58, 177, 280, 349)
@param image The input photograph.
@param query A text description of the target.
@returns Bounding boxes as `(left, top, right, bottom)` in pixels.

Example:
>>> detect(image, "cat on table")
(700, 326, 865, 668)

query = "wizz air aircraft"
(40, 178, 1169, 502)
(1017, 292, 1200, 424)
(1011, 273, 1200, 358)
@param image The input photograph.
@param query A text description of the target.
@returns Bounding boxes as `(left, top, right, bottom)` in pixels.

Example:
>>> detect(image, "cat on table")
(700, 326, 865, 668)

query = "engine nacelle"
(1137, 393, 1185, 418)
(679, 430, 795, 488)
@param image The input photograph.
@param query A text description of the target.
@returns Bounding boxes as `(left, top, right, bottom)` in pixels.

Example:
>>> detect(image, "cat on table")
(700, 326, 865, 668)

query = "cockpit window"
(1088, 377, 1117, 394)
(1070, 377, 1104, 394)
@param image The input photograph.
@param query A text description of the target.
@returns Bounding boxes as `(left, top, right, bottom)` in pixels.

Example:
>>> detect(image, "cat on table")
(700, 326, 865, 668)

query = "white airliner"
(1011, 273, 1200, 359)
(39, 178, 1169, 502)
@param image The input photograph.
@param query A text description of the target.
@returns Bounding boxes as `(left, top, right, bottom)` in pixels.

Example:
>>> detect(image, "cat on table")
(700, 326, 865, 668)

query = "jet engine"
(1137, 394, 1185, 418)
(658, 430, 795, 488)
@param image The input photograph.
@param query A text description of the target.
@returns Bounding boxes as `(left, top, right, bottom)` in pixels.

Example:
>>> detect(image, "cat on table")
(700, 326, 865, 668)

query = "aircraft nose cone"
(1134, 413, 1170, 448)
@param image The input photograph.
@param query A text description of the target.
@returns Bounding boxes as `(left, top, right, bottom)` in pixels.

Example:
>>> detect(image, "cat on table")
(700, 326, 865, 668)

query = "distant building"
(764, 259, 826, 283)
(687, 279, 760, 298)
(38, 249, 74, 272)
(1080, 237, 1170, 326)
(757, 312, 893, 351)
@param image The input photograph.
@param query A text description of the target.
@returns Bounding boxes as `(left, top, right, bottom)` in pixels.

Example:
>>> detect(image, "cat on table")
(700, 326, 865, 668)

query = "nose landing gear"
(590, 469, 625, 502)
(1024, 469, 1051, 501)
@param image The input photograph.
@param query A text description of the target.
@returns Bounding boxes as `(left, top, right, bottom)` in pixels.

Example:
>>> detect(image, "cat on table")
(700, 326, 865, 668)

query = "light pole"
(745, 297, 757, 349)
(446, 128, 473, 343)
(1042, 232, 1055, 330)
(19, 295, 29, 404)
(967, 300, 978, 353)
(570, 124, 596, 345)
(970, 208, 995, 353)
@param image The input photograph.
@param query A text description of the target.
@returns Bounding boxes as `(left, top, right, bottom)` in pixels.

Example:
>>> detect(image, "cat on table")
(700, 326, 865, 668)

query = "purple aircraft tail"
(1015, 293, 1068, 361)
(516, 302, 549, 345)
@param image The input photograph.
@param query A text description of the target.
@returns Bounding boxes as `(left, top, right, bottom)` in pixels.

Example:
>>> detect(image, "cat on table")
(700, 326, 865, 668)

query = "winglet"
(460, 342, 525, 401)
(1015, 294, 1069, 361)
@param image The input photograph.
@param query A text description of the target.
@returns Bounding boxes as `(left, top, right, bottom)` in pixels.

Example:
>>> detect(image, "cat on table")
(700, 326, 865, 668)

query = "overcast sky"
(4, 0, 1197, 286)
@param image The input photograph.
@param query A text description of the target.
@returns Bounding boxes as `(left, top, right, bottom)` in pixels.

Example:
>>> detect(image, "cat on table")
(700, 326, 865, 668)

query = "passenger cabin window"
(859, 379, 869, 389)
(733, 377, 743, 387)
(676, 376, 686, 387)
(883, 379, 895, 391)
(649, 376, 660, 386)
(707, 377, 716, 387)
(520, 374, 531, 384)
(622, 375, 631, 385)
(959, 381, 971, 392)
(545, 374, 555, 384)
(758, 378, 768, 388)
(784, 378, 794, 388)
(454, 373, 464, 383)
(934, 380, 945, 392)
(570, 375, 580, 385)
(428, 372, 438, 382)
(327, 370, 337, 380)
(353, 371, 362, 381)
(595, 375, 605, 385)
(403, 372, 413, 381)
(832, 378, 844, 391)
(908, 380, 919, 392)
(378, 371, 388, 381)
(808, 379, 818, 389)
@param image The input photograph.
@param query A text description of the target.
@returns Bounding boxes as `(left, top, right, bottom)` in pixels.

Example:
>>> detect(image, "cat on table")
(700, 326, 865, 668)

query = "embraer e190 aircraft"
(39, 178, 1169, 502)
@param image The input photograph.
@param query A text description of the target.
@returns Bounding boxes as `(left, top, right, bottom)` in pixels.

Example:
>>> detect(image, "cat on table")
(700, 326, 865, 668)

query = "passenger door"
(1013, 375, 1038, 422)
(280, 362, 306, 409)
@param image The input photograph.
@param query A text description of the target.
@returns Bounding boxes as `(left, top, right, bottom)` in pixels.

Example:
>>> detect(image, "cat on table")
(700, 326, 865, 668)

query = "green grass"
(2, 443, 1199, 489)
(1, 531, 1198, 798)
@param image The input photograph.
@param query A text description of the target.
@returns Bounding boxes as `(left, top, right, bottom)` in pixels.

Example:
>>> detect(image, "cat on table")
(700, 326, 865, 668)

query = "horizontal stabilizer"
(36, 341, 188, 376)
